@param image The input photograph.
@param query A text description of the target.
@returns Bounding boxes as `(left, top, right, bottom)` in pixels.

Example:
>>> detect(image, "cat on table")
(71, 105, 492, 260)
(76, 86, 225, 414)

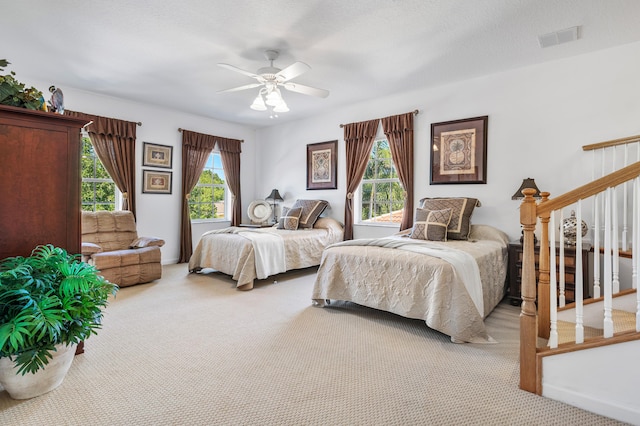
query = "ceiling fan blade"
(218, 63, 260, 79)
(276, 61, 311, 81)
(217, 83, 263, 94)
(282, 82, 329, 98)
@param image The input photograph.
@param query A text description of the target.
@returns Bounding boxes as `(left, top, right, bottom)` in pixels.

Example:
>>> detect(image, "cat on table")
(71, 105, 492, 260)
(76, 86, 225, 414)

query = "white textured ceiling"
(3, 0, 640, 128)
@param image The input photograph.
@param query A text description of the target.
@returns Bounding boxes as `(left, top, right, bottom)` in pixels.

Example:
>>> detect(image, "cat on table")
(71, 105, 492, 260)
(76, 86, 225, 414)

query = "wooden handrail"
(537, 161, 640, 216)
(583, 134, 640, 151)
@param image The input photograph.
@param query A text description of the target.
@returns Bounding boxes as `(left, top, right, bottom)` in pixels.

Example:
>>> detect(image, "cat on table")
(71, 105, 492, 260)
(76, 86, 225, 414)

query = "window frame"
(355, 137, 405, 227)
(81, 135, 119, 212)
(189, 151, 230, 223)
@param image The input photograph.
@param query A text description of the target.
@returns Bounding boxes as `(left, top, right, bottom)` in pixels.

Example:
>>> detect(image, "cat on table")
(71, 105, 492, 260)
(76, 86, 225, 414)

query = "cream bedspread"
(311, 224, 509, 343)
(189, 217, 344, 288)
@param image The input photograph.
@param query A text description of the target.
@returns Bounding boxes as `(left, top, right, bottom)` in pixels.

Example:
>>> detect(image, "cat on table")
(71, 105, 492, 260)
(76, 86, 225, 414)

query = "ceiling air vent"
(538, 26, 580, 48)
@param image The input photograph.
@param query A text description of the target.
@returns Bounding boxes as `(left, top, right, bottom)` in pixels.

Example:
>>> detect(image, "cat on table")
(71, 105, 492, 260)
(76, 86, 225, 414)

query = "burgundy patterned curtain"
(343, 119, 379, 240)
(216, 138, 242, 227)
(381, 112, 414, 231)
(179, 130, 217, 263)
(66, 110, 138, 216)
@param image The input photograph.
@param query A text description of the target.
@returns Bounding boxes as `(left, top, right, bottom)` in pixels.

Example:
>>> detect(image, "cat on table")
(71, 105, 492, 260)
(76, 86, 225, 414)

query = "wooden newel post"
(537, 192, 551, 340)
(519, 188, 539, 393)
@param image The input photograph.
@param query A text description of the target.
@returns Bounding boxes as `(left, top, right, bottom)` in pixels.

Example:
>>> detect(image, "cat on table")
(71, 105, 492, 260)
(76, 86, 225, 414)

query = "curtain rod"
(339, 109, 419, 128)
(177, 128, 244, 143)
(82, 120, 141, 127)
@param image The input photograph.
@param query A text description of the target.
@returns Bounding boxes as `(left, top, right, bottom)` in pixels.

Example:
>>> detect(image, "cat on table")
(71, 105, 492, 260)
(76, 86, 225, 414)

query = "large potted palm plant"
(0, 244, 118, 399)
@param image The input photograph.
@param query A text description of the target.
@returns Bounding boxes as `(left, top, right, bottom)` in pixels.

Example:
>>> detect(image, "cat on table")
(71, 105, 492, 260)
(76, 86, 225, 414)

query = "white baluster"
(549, 213, 558, 349)
(575, 201, 584, 343)
(603, 188, 614, 338)
(592, 149, 597, 241)
(593, 192, 601, 298)
(559, 209, 566, 307)
(634, 176, 640, 332)
(634, 176, 639, 291)
(598, 148, 607, 299)
(622, 145, 629, 251)
(612, 186, 620, 294)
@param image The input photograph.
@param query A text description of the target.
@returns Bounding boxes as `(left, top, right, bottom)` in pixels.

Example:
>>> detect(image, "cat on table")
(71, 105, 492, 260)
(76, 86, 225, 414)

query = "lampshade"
(250, 94, 267, 111)
(512, 178, 541, 200)
(273, 100, 289, 113)
(265, 189, 283, 202)
(265, 88, 283, 107)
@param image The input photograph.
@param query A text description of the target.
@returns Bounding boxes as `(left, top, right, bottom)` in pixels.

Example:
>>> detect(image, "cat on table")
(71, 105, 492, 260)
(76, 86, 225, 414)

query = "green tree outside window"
(81, 137, 116, 211)
(360, 139, 404, 223)
(189, 152, 228, 220)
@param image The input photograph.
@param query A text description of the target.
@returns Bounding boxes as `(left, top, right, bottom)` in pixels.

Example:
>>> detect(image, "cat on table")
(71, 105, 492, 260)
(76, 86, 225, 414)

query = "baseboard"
(543, 384, 640, 424)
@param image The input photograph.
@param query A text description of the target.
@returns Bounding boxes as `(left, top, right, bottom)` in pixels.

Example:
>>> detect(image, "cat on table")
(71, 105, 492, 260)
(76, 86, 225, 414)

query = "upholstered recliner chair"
(81, 211, 165, 287)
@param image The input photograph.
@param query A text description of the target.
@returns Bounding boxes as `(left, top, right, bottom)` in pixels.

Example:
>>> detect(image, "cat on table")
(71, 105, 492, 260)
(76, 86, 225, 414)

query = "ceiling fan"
(217, 50, 329, 114)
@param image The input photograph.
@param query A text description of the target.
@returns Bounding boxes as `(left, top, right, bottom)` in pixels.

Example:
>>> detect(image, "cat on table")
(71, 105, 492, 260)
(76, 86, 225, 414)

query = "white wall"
(542, 339, 640, 424)
(254, 40, 640, 241)
(21, 80, 258, 264)
(17, 40, 640, 262)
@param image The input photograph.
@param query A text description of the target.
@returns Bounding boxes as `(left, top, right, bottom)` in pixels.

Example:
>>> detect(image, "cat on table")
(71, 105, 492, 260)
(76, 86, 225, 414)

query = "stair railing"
(519, 161, 640, 394)
(584, 135, 640, 294)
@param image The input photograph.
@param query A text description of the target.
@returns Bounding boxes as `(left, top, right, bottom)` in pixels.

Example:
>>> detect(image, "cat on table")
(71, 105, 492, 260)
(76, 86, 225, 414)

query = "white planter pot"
(0, 343, 77, 399)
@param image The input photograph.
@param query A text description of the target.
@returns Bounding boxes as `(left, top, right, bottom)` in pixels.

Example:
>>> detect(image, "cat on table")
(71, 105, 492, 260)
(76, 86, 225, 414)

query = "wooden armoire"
(0, 104, 89, 259)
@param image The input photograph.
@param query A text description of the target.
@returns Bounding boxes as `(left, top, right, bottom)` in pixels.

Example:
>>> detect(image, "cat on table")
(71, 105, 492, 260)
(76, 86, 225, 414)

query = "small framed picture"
(142, 170, 172, 194)
(307, 140, 338, 190)
(143, 142, 173, 169)
(430, 116, 488, 184)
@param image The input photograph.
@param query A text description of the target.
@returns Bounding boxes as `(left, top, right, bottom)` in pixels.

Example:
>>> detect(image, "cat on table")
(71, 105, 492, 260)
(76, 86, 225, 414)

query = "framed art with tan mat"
(143, 142, 173, 169)
(142, 169, 172, 194)
(430, 116, 488, 184)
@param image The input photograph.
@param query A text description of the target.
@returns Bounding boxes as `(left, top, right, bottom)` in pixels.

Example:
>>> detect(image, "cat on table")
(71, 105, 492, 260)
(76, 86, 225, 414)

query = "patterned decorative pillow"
(277, 206, 302, 230)
(291, 199, 329, 228)
(418, 197, 480, 240)
(410, 208, 452, 241)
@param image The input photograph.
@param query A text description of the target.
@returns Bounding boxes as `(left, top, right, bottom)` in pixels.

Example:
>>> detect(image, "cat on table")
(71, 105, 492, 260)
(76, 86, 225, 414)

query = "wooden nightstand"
(507, 241, 591, 306)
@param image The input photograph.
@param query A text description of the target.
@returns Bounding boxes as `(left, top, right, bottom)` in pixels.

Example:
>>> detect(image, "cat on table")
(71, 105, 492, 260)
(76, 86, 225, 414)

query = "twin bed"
(189, 216, 344, 290)
(189, 199, 343, 290)
(312, 197, 509, 343)
(311, 224, 509, 343)
(189, 197, 509, 343)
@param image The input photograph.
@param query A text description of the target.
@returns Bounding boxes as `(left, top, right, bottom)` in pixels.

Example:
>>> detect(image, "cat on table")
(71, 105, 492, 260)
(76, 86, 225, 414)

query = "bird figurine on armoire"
(48, 85, 64, 114)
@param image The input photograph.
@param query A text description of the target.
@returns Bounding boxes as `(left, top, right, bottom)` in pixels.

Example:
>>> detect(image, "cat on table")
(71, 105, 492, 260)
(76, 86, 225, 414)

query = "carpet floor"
(0, 264, 627, 425)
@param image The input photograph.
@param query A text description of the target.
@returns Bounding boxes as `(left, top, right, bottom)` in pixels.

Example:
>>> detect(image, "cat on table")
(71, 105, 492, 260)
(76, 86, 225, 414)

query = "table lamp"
(265, 189, 284, 224)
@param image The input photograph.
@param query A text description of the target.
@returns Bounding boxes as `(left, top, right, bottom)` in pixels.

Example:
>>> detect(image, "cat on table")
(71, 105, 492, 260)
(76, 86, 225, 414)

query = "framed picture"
(143, 142, 173, 169)
(307, 140, 338, 190)
(142, 169, 172, 194)
(430, 115, 488, 184)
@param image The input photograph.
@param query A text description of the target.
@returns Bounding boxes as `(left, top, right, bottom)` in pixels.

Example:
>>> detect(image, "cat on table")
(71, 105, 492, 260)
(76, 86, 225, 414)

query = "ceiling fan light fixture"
(250, 94, 267, 111)
(218, 49, 329, 116)
(265, 88, 283, 107)
(273, 101, 289, 113)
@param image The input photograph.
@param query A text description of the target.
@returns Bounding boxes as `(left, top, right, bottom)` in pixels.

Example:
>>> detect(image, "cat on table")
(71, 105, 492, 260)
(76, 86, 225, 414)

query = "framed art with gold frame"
(142, 169, 172, 194)
(430, 116, 488, 184)
(143, 142, 173, 169)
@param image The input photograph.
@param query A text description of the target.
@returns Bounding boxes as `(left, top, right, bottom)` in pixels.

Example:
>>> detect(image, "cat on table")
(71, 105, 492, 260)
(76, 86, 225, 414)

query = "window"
(358, 139, 404, 224)
(81, 136, 117, 211)
(189, 152, 228, 221)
